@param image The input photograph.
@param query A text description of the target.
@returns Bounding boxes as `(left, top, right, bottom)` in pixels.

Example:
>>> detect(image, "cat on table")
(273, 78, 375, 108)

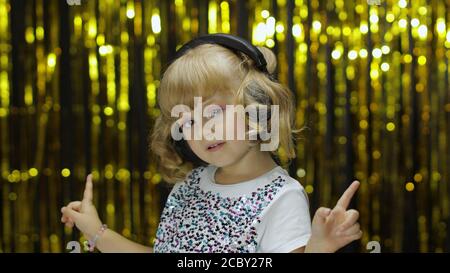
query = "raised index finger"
(82, 174, 93, 204)
(335, 181, 360, 209)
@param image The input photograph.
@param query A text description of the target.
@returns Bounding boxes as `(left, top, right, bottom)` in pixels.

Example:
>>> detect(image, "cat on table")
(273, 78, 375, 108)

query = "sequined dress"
(153, 165, 311, 253)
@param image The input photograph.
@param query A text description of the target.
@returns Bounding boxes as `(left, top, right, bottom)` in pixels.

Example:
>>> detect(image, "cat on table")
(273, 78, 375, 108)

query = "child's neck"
(213, 147, 278, 185)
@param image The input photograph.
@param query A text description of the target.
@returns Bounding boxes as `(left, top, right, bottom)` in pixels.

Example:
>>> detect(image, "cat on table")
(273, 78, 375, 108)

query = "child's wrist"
(85, 223, 101, 241)
(305, 237, 334, 253)
(85, 224, 108, 252)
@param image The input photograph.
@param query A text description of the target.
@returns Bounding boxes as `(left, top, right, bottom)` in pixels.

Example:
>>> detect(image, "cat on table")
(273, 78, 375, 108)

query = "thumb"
(314, 207, 331, 223)
(61, 206, 81, 221)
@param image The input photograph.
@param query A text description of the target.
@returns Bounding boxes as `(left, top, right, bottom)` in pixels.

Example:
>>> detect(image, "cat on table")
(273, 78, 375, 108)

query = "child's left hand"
(305, 181, 362, 253)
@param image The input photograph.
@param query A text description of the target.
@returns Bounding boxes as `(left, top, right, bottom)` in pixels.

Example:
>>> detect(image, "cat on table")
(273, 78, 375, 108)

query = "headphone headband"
(173, 33, 270, 74)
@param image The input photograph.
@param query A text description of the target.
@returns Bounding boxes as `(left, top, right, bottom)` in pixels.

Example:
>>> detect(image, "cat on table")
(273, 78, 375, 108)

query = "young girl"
(61, 34, 362, 253)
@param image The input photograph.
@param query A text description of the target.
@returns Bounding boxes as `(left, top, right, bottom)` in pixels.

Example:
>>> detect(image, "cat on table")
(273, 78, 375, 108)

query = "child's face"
(180, 93, 253, 167)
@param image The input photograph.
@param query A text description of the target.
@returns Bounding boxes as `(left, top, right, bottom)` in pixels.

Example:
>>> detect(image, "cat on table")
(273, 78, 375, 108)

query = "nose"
(203, 118, 227, 141)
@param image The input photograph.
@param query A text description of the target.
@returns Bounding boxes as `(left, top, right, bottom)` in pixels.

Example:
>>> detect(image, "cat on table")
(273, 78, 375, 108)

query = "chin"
(206, 157, 239, 168)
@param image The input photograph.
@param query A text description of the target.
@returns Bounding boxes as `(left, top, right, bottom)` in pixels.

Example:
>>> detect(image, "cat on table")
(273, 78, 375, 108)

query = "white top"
(153, 165, 312, 253)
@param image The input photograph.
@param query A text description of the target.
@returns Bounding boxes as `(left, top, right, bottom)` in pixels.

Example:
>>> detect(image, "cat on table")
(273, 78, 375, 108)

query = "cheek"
(226, 140, 249, 155)
(186, 140, 204, 156)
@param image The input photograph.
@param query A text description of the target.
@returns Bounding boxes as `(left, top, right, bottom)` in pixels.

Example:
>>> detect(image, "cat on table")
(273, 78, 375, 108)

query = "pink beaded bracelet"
(86, 224, 107, 252)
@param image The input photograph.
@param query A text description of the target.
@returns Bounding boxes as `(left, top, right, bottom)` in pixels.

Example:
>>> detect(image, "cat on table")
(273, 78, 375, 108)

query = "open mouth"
(207, 142, 226, 152)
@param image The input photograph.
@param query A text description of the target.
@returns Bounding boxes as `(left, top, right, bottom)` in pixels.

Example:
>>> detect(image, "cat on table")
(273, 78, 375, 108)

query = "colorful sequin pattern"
(153, 166, 288, 253)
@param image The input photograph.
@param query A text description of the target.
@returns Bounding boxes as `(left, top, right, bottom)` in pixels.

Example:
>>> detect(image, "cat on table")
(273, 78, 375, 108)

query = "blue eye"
(206, 107, 224, 119)
(209, 109, 220, 118)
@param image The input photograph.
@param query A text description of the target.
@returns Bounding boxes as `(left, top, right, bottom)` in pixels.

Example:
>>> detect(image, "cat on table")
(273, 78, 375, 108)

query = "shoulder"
(256, 169, 312, 252)
(169, 165, 208, 193)
(186, 165, 208, 180)
(262, 168, 310, 213)
(273, 168, 307, 198)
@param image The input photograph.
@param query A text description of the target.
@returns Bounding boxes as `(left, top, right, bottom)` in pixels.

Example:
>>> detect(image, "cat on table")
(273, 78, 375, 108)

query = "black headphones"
(173, 33, 270, 74)
(170, 33, 274, 166)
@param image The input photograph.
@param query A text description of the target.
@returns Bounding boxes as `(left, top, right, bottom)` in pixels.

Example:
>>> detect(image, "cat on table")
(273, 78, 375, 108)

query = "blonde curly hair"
(150, 43, 299, 183)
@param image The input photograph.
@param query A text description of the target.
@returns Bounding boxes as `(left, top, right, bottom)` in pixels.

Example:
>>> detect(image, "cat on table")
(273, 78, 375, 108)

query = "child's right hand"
(61, 174, 103, 240)
(306, 181, 362, 253)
